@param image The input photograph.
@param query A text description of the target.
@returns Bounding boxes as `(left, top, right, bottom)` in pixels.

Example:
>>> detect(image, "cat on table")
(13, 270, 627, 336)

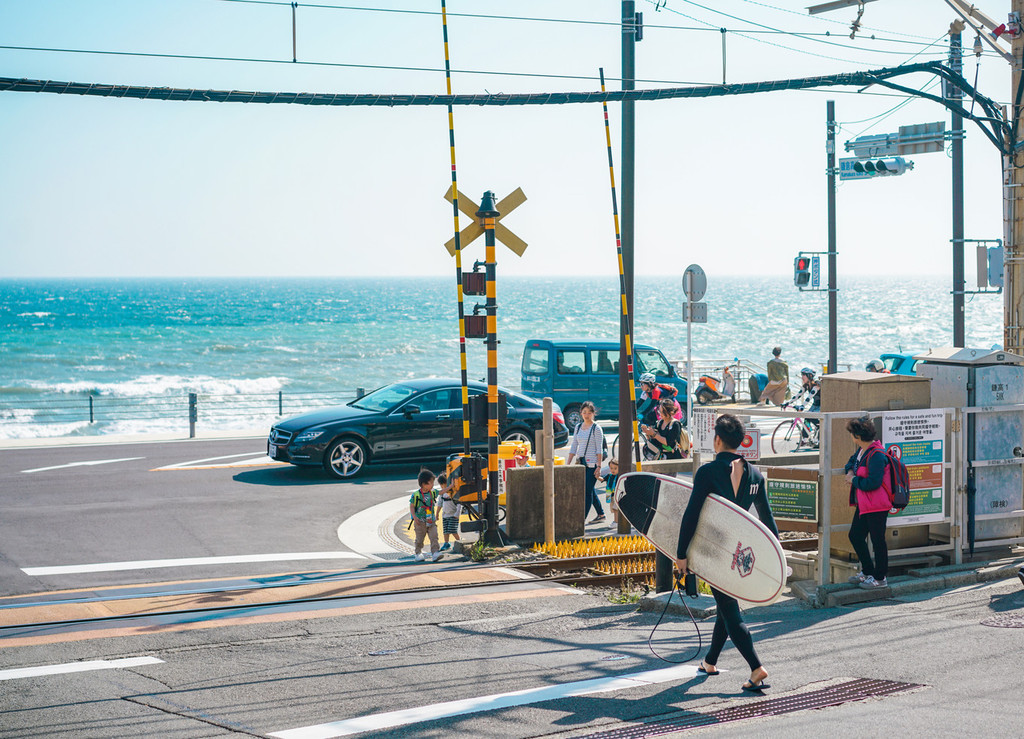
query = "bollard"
(543, 397, 555, 544)
(188, 392, 198, 439)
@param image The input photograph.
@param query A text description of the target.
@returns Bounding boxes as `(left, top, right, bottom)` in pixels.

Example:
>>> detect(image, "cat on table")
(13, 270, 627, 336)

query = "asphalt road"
(0, 436, 431, 597)
(2, 436, 1024, 738)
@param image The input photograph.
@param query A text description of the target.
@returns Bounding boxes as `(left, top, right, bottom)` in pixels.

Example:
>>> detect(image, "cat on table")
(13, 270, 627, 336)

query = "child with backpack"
(410, 469, 442, 562)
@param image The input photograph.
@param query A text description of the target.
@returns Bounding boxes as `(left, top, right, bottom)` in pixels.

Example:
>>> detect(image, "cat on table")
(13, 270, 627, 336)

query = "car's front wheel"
(324, 438, 368, 479)
(501, 428, 533, 452)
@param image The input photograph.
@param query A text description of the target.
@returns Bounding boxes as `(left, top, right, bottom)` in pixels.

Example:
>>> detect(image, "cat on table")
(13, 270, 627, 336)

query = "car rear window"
(351, 384, 418, 412)
(523, 347, 549, 374)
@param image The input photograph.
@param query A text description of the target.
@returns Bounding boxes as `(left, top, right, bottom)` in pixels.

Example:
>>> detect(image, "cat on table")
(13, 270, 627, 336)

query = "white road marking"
(22, 551, 367, 577)
(336, 495, 411, 561)
(22, 457, 144, 474)
(269, 664, 700, 738)
(153, 452, 283, 470)
(0, 656, 164, 681)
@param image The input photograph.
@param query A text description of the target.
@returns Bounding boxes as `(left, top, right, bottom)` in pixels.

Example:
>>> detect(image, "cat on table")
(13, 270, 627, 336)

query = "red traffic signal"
(794, 256, 811, 287)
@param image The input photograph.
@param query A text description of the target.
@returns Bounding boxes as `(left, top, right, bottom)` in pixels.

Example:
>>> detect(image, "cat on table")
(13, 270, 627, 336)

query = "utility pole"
(1007, 0, 1024, 355)
(619, 1, 637, 483)
(826, 100, 838, 374)
(951, 27, 966, 347)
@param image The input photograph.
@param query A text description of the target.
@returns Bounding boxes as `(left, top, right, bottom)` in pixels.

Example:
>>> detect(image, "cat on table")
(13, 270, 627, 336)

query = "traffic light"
(794, 256, 811, 287)
(851, 157, 913, 177)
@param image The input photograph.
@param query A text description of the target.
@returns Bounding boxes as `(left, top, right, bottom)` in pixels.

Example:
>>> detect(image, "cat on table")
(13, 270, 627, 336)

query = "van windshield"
(636, 349, 671, 377)
(522, 347, 549, 374)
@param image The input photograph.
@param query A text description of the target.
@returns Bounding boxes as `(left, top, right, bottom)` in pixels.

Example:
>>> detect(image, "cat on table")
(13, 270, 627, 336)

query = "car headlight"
(292, 430, 325, 444)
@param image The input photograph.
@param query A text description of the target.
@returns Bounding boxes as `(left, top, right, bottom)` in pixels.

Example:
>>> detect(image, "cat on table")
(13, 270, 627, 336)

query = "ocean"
(0, 275, 1004, 439)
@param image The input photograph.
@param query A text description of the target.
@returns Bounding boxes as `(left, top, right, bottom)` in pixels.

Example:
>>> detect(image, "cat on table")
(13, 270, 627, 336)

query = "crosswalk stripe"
(0, 656, 163, 681)
(22, 551, 366, 576)
(269, 664, 699, 738)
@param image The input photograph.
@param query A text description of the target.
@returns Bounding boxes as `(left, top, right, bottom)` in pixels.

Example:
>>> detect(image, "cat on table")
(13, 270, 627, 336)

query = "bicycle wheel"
(771, 420, 801, 455)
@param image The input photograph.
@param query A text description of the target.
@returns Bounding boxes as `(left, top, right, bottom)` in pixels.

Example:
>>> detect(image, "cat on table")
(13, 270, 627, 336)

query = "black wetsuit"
(677, 451, 780, 671)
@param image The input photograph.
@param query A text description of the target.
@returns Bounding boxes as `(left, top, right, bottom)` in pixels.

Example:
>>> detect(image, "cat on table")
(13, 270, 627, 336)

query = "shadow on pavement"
(233, 460, 449, 487)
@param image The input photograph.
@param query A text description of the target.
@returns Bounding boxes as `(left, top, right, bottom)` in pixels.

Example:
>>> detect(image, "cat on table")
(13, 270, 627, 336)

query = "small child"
(602, 457, 620, 506)
(410, 469, 441, 562)
(437, 472, 462, 551)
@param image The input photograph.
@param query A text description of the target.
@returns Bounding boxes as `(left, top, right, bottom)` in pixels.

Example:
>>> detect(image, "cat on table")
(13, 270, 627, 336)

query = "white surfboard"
(615, 471, 786, 604)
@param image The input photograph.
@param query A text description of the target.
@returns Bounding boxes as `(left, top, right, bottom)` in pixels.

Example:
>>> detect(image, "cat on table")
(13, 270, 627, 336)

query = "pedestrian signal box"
(794, 256, 811, 287)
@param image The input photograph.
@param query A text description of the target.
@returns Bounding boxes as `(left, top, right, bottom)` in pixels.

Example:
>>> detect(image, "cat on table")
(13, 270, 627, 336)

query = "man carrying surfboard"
(674, 413, 780, 693)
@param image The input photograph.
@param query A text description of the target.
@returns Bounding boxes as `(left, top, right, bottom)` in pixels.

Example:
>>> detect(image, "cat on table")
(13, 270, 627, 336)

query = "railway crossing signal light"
(794, 256, 811, 287)
(852, 156, 912, 177)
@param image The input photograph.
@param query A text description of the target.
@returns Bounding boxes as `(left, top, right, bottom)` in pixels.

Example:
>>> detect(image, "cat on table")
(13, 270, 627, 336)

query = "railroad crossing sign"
(443, 186, 528, 256)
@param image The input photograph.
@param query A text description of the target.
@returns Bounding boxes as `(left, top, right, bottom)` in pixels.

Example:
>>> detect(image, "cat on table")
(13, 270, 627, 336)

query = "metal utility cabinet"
(916, 347, 1024, 548)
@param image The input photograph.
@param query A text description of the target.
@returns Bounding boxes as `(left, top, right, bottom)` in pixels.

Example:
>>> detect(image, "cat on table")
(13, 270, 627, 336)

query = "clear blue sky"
(0, 0, 1010, 278)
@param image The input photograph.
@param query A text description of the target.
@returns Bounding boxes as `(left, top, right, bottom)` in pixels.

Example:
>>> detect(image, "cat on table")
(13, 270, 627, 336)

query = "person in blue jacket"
(674, 413, 779, 693)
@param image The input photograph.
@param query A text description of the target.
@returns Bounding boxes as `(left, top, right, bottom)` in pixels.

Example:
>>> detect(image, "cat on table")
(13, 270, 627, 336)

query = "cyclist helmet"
(866, 359, 885, 372)
(800, 367, 816, 380)
(639, 372, 656, 385)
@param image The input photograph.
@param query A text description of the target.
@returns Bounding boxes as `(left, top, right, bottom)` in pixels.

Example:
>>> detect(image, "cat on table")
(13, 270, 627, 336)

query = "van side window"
(556, 350, 586, 375)
(591, 350, 616, 375)
(636, 349, 671, 377)
(522, 347, 549, 374)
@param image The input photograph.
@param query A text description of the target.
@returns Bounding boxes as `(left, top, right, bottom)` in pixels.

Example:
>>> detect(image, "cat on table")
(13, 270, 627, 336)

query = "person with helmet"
(782, 367, 821, 448)
(865, 359, 889, 373)
(636, 372, 662, 426)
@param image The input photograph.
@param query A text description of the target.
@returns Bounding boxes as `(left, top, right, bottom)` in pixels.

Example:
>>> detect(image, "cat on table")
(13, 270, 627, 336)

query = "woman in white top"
(567, 401, 605, 523)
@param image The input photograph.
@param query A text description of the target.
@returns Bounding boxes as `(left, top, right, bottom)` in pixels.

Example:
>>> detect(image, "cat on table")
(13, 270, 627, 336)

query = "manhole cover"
(981, 614, 1024, 628)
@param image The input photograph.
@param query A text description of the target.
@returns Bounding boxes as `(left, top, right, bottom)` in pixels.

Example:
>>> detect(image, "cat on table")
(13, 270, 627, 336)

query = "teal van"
(520, 339, 687, 430)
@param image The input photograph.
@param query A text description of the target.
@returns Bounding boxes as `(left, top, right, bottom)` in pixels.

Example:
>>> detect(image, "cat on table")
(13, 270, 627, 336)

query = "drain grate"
(577, 678, 922, 738)
(981, 614, 1024, 628)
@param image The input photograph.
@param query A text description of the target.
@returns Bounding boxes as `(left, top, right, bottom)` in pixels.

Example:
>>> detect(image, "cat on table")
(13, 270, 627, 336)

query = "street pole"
(827, 100, 838, 374)
(951, 30, 966, 347)
(478, 190, 505, 546)
(1006, 0, 1024, 355)
(619, 1, 638, 538)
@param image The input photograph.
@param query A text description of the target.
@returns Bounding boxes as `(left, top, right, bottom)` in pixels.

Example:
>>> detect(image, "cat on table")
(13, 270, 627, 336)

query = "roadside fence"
(0, 388, 367, 439)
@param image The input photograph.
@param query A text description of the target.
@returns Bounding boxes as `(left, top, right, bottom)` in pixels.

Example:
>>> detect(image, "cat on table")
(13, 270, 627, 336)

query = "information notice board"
(764, 467, 818, 526)
(882, 409, 946, 525)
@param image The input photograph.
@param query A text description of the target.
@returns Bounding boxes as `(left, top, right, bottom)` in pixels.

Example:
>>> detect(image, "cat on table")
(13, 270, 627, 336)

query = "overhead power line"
(0, 61, 1008, 152)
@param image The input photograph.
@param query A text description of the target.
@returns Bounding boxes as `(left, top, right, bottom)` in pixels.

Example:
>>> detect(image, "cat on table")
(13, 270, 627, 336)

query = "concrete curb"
(639, 591, 717, 619)
(789, 555, 1024, 608)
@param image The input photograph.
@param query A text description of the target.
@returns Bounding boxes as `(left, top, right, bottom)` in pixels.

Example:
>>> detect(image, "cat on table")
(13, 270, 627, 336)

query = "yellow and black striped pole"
(477, 190, 505, 545)
(599, 68, 642, 473)
(440, 0, 471, 455)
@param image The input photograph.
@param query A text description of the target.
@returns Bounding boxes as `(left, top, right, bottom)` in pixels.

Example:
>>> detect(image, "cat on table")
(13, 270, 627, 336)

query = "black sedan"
(268, 378, 570, 479)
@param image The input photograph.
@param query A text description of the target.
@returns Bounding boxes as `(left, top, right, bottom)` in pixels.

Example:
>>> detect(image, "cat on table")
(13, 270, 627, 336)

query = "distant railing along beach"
(0, 389, 368, 439)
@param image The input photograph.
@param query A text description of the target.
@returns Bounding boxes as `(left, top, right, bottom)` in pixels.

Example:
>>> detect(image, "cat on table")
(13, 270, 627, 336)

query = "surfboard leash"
(647, 574, 703, 664)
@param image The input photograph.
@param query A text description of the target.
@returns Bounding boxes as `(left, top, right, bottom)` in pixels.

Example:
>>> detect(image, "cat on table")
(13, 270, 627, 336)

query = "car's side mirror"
(403, 405, 421, 418)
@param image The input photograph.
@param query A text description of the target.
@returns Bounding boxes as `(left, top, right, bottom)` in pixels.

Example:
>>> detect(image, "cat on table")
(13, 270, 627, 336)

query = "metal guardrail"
(0, 389, 367, 438)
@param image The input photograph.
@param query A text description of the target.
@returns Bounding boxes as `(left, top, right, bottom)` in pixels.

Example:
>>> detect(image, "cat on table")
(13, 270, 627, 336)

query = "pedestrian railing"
(0, 389, 367, 439)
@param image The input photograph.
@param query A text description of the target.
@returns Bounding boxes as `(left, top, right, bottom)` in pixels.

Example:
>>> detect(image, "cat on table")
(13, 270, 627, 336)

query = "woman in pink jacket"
(844, 416, 891, 590)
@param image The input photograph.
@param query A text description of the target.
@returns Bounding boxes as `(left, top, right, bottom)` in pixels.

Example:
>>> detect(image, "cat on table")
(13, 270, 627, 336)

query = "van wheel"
(564, 405, 583, 432)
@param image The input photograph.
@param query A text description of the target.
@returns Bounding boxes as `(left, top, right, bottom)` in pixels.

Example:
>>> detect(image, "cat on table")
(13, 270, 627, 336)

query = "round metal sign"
(683, 264, 707, 302)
